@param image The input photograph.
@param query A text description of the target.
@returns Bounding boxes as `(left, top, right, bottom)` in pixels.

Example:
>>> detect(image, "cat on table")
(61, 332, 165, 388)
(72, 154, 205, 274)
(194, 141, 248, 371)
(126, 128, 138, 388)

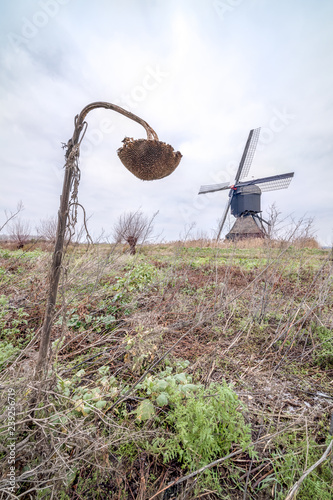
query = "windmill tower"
(198, 128, 294, 240)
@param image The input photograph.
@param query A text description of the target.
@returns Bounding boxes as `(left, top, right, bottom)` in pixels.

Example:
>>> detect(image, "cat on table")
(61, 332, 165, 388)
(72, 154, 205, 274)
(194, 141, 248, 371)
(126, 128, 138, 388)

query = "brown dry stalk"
(284, 439, 333, 500)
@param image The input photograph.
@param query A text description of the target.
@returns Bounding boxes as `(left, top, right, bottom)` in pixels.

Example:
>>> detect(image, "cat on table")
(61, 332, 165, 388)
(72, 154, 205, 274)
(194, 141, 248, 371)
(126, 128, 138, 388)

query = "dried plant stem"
(284, 439, 333, 500)
(35, 102, 159, 378)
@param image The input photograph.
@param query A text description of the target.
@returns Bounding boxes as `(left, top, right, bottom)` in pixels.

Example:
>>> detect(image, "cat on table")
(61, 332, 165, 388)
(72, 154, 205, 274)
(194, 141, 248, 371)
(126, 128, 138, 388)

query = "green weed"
(269, 434, 333, 499)
(0, 295, 30, 349)
(0, 341, 19, 370)
(149, 379, 253, 492)
(156, 381, 253, 467)
(312, 325, 333, 369)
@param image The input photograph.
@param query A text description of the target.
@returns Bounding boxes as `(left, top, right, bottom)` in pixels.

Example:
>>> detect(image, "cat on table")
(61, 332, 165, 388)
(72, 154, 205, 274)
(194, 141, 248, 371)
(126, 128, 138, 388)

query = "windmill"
(198, 128, 294, 240)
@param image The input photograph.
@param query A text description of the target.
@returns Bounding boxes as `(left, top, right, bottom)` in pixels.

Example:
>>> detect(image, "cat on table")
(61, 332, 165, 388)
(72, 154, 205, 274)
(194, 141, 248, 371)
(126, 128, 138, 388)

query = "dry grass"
(0, 238, 332, 499)
(160, 236, 321, 250)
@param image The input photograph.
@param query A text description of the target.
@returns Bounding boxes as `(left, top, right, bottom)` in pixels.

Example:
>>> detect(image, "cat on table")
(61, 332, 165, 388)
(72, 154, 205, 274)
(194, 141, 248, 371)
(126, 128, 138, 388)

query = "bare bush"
(266, 203, 282, 239)
(291, 216, 319, 248)
(9, 217, 31, 248)
(36, 216, 58, 244)
(36, 215, 88, 249)
(113, 210, 158, 254)
(265, 204, 320, 248)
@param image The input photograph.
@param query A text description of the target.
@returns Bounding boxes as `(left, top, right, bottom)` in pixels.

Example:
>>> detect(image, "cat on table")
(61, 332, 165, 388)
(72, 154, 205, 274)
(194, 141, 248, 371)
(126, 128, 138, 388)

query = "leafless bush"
(265, 204, 320, 248)
(36, 215, 90, 251)
(36, 216, 58, 244)
(9, 217, 31, 248)
(266, 203, 282, 239)
(113, 210, 158, 254)
(291, 216, 319, 248)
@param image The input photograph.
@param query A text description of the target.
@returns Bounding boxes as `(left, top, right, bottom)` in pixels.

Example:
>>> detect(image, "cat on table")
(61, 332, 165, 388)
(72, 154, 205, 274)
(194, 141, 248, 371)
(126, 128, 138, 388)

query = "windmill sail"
(235, 127, 261, 183)
(216, 196, 233, 240)
(198, 128, 261, 195)
(198, 181, 230, 195)
(236, 172, 294, 192)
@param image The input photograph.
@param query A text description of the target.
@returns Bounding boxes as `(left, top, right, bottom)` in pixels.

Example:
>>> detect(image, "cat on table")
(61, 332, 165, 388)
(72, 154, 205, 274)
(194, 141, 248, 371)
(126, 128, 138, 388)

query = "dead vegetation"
(0, 236, 332, 499)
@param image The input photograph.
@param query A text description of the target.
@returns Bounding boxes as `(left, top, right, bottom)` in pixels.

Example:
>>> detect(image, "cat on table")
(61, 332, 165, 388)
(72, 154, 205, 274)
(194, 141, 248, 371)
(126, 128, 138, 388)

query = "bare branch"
(0, 201, 24, 234)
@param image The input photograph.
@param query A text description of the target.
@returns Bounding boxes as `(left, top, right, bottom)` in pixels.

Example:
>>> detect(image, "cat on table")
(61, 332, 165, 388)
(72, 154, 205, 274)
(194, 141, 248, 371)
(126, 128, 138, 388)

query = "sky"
(0, 0, 332, 245)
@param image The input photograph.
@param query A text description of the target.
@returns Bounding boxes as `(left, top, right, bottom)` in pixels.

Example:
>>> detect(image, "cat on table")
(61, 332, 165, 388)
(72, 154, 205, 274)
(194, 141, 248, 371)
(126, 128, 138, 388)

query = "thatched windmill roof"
(226, 215, 265, 240)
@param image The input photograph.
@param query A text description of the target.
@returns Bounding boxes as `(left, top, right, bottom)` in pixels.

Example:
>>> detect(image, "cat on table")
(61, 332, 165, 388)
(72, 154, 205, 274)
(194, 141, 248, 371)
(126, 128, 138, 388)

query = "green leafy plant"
(135, 363, 252, 471)
(55, 366, 118, 418)
(112, 263, 157, 303)
(311, 325, 333, 369)
(66, 310, 116, 332)
(0, 341, 19, 370)
(155, 381, 252, 467)
(144, 379, 253, 493)
(136, 367, 200, 420)
(0, 295, 29, 344)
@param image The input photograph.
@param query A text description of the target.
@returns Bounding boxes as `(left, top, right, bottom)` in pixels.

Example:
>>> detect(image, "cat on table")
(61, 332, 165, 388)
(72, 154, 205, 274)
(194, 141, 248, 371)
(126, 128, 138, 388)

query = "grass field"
(0, 239, 332, 499)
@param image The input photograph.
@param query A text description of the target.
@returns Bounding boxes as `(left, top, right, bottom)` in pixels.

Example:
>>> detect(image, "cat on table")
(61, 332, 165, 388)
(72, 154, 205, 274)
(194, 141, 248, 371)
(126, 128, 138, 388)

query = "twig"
(304, 417, 309, 472)
(148, 478, 180, 500)
(205, 360, 215, 386)
(0, 490, 19, 499)
(284, 439, 333, 500)
(252, 468, 274, 489)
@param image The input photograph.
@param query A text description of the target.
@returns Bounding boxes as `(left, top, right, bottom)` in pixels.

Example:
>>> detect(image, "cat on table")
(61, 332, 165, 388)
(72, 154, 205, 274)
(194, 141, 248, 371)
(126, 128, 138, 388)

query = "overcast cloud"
(1, 0, 332, 244)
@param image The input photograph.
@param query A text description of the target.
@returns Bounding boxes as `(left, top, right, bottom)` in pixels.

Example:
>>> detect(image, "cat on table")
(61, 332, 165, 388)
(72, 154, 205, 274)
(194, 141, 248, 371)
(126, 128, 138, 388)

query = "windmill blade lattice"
(251, 173, 294, 192)
(236, 172, 294, 192)
(198, 128, 261, 195)
(198, 181, 230, 195)
(235, 127, 261, 183)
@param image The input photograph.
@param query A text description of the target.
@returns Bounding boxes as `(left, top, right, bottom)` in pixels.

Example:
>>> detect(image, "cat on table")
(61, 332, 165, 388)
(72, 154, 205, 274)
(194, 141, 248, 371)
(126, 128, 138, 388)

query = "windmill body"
(198, 128, 294, 240)
(230, 184, 261, 217)
(228, 184, 264, 240)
